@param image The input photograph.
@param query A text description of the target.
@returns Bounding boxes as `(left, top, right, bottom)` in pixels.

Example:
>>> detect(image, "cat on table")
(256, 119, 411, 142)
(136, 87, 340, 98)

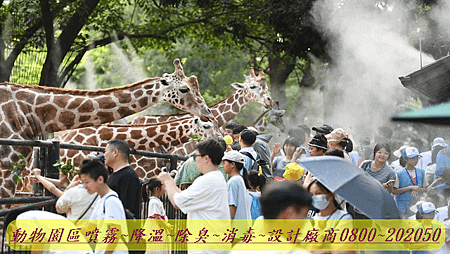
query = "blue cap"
(401, 147, 422, 159)
(418, 202, 438, 214)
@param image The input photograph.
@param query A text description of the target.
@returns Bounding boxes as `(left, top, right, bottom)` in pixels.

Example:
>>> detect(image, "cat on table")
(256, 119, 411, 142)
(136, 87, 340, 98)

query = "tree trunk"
(39, 0, 101, 87)
(268, 56, 295, 112)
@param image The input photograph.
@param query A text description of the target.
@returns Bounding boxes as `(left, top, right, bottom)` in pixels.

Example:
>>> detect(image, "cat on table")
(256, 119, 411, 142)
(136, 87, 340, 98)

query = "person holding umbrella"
(393, 147, 428, 218)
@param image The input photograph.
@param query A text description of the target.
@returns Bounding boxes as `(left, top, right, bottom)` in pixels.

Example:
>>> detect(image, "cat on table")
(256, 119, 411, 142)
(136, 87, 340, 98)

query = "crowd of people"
(24, 120, 450, 254)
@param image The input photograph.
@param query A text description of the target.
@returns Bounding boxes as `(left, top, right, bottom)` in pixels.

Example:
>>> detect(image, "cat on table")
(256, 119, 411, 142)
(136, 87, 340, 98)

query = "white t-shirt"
(174, 170, 230, 220)
(90, 191, 128, 254)
(227, 175, 251, 220)
(435, 206, 448, 223)
(418, 150, 432, 170)
(313, 209, 352, 220)
(147, 196, 166, 219)
(56, 185, 99, 219)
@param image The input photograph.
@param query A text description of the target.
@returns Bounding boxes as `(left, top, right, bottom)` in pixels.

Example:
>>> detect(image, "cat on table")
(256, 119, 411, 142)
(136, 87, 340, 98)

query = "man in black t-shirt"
(104, 139, 142, 219)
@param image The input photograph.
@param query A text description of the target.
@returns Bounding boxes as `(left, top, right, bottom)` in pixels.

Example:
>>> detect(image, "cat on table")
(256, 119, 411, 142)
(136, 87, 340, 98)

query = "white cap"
(222, 150, 244, 164)
(432, 137, 448, 150)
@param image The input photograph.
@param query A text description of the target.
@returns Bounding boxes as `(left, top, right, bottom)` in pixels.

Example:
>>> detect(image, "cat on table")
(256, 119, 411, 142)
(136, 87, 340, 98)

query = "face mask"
(312, 194, 330, 210)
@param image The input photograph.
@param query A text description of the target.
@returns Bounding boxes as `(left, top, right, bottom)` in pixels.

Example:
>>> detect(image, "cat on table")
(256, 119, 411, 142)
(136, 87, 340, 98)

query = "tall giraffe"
(0, 59, 212, 201)
(128, 69, 280, 178)
(25, 116, 217, 187)
(131, 68, 274, 128)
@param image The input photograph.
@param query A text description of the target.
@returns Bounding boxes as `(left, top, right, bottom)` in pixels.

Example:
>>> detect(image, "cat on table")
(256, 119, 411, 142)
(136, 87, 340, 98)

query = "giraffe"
(0, 59, 212, 201)
(131, 68, 275, 128)
(252, 108, 286, 134)
(128, 68, 279, 178)
(133, 107, 287, 178)
(23, 116, 218, 191)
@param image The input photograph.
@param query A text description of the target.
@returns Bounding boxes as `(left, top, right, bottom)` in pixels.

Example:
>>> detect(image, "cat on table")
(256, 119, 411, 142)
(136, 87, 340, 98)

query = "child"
(147, 178, 166, 220)
(394, 147, 428, 218)
(222, 151, 251, 220)
(79, 159, 127, 254)
(247, 170, 267, 220)
(145, 178, 170, 254)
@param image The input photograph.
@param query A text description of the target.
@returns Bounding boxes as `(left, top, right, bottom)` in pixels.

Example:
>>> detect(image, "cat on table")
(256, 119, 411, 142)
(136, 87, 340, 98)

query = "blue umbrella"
(300, 156, 400, 219)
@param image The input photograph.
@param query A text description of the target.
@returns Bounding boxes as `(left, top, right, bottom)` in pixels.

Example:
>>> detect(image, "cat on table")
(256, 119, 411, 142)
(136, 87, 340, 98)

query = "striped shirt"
(360, 160, 396, 184)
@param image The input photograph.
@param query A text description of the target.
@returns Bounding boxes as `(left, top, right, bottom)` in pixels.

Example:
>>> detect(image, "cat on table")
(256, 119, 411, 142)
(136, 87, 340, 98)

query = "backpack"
(240, 151, 274, 180)
(248, 192, 262, 220)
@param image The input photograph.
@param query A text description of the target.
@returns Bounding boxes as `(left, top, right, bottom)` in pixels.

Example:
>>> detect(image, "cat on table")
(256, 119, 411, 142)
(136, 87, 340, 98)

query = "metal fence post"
(169, 155, 178, 172)
(32, 147, 43, 194)
(43, 141, 60, 212)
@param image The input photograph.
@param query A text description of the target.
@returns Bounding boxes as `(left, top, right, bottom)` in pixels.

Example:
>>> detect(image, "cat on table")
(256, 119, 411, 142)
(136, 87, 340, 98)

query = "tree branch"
(3, 0, 78, 78)
(55, 0, 101, 65)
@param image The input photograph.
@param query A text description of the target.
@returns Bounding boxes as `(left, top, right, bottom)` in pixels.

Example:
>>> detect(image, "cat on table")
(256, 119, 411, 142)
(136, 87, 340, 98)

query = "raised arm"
(31, 168, 63, 198)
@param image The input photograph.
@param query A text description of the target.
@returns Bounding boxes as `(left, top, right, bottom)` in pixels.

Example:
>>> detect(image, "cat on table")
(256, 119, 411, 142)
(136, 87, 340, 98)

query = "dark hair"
(325, 148, 345, 158)
(107, 139, 130, 161)
(79, 159, 108, 182)
(373, 143, 391, 160)
(415, 212, 423, 219)
(288, 127, 306, 145)
(399, 156, 407, 167)
(307, 179, 341, 210)
(260, 181, 312, 219)
(240, 129, 257, 146)
(148, 178, 162, 193)
(224, 122, 238, 130)
(196, 138, 225, 165)
(225, 160, 251, 189)
(283, 137, 301, 154)
(232, 124, 247, 134)
(248, 170, 267, 192)
(338, 137, 353, 153)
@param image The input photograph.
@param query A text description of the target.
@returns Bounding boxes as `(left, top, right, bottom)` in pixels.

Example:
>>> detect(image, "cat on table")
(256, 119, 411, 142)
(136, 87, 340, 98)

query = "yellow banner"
(6, 219, 445, 251)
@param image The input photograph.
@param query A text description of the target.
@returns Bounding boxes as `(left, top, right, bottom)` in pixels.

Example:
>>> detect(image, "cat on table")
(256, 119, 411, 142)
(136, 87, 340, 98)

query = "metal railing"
(0, 138, 189, 254)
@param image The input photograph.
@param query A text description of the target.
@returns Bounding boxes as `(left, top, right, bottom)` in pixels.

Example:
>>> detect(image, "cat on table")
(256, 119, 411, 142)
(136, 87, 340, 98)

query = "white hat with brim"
(222, 150, 244, 164)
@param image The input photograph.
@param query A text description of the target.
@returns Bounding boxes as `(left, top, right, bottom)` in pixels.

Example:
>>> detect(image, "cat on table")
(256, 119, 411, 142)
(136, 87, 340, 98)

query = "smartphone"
(385, 179, 395, 185)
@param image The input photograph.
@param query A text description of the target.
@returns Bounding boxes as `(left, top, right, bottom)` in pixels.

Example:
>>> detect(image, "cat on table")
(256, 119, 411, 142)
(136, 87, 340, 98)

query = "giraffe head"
(230, 68, 275, 108)
(193, 116, 220, 140)
(268, 109, 286, 132)
(161, 59, 212, 117)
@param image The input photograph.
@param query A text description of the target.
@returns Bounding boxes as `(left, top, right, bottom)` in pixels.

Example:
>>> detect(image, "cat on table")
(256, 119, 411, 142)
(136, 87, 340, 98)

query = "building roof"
(399, 55, 450, 104)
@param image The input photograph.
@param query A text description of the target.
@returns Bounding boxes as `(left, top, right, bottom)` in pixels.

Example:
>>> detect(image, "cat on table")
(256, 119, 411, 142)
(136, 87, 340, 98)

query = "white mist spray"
(311, 0, 435, 138)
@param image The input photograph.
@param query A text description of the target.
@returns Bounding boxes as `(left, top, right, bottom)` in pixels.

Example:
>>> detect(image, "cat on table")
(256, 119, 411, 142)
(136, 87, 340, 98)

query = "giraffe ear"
(231, 82, 246, 90)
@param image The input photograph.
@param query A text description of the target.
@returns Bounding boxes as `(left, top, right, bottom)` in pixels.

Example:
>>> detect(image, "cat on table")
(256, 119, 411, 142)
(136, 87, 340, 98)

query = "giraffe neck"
(45, 116, 213, 183)
(252, 109, 271, 133)
(131, 89, 254, 127)
(0, 79, 169, 138)
(208, 89, 253, 127)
